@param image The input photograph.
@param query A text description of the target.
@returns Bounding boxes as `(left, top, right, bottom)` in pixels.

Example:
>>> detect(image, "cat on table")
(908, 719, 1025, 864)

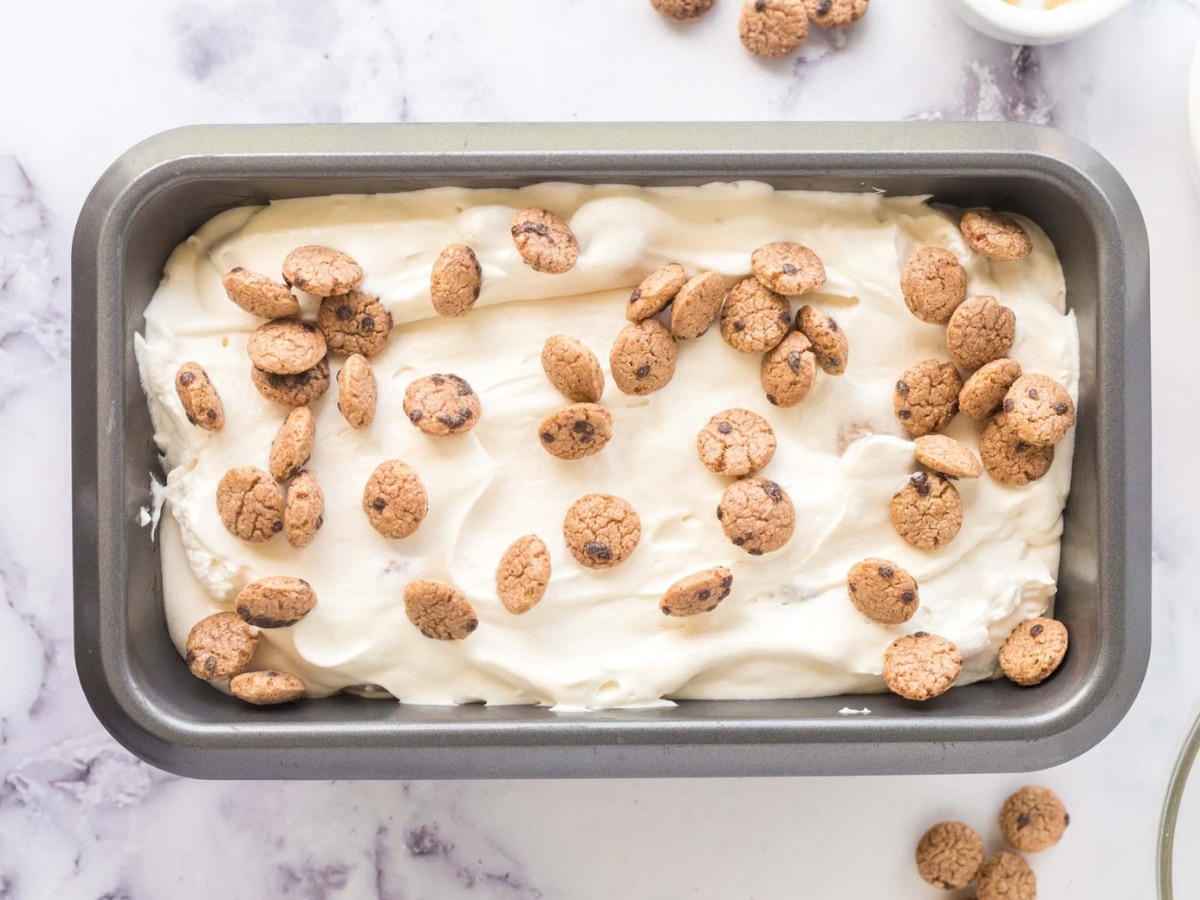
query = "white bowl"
(951, 0, 1134, 45)
(1189, 38, 1200, 193)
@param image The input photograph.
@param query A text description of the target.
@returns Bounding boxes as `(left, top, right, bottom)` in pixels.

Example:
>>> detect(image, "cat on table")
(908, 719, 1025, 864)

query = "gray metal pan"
(71, 123, 1151, 779)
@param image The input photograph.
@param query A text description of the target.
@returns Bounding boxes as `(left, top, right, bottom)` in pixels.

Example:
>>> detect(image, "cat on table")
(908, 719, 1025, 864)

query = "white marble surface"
(0, 0, 1197, 896)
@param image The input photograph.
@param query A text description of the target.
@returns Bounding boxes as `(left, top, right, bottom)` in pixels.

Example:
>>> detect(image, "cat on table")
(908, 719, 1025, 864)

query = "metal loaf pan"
(72, 123, 1151, 779)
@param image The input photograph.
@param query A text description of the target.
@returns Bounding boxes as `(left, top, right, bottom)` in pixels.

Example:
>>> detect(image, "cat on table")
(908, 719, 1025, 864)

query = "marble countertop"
(1, 0, 1196, 896)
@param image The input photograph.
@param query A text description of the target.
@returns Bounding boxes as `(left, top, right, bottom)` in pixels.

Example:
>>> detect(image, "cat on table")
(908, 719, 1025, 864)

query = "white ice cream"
(135, 182, 1079, 709)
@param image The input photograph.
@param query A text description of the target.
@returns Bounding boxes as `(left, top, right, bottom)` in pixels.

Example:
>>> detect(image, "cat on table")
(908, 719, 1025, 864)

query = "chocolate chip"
(337, 304, 353, 321)
(629, 288, 642, 303)
(541, 431, 555, 443)
(783, 263, 797, 276)
(296, 371, 311, 386)
(1028, 388, 1039, 399)
(896, 381, 910, 395)
(901, 591, 915, 603)
(661, 606, 672, 615)
(408, 410, 423, 423)
(206, 409, 217, 421)
(778, 310, 791, 324)
(373, 496, 387, 511)
(787, 351, 802, 373)
(914, 630, 929, 638)
(766, 394, 778, 406)
(473, 284, 481, 299)
(721, 575, 733, 589)
(1064, 813, 1070, 826)
(878, 565, 894, 579)
(1015, 440, 1029, 452)
(454, 378, 473, 396)
(733, 319, 746, 332)
(1030, 623, 1044, 637)
(179, 371, 195, 386)
(828, 319, 838, 332)
(898, 409, 911, 419)
(748, 548, 763, 556)
(431, 375, 445, 386)
(1003, 398, 1015, 412)
(204, 656, 217, 674)
(716, 505, 724, 520)
(465, 619, 479, 633)
(762, 480, 783, 503)
(361, 315, 375, 333)
(732, 535, 745, 546)
(949, 400, 959, 415)
(584, 541, 612, 561)
(635, 364, 652, 379)
(269, 373, 285, 388)
(718, 421, 733, 435)
(698, 589, 711, 601)
(301, 323, 316, 333)
(817, 0, 832, 13)
(911, 472, 930, 496)
(436, 413, 467, 430)
(1017, 812, 1030, 829)
(315, 515, 324, 529)
(271, 520, 283, 532)
(1053, 401, 1068, 414)
(536, 223, 549, 236)
(755, 0, 766, 9)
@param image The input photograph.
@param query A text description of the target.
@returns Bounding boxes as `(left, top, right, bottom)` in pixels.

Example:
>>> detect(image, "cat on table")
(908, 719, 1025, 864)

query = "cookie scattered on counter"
(999, 617, 1069, 686)
(979, 413, 1056, 485)
(915, 821, 984, 890)
(229, 670, 307, 705)
(404, 373, 482, 435)
(651, 0, 716, 20)
(900, 247, 967, 324)
(1002, 374, 1076, 447)
(284, 469, 324, 549)
(913, 434, 982, 480)
(610, 319, 679, 395)
(670, 271, 728, 340)
(628, 262, 688, 322)
(185, 612, 259, 681)
(946, 295, 1016, 371)
(563, 493, 642, 569)
(976, 851, 1037, 900)
(541, 334, 605, 403)
(750, 242, 826, 296)
(336, 353, 377, 429)
(847, 558, 919, 625)
(893, 358, 963, 437)
(404, 579, 479, 640)
(317, 291, 393, 357)
(883, 632, 963, 701)
(804, 0, 869, 28)
(511, 206, 579, 274)
(761, 331, 818, 407)
(1000, 785, 1069, 853)
(235, 575, 317, 628)
(739, 0, 808, 57)
(269, 406, 316, 483)
(660, 566, 734, 617)
(539, 403, 613, 460)
(282, 245, 363, 296)
(960, 210, 1033, 261)
(430, 243, 483, 318)
(496, 534, 552, 615)
(175, 362, 225, 431)
(246, 319, 328, 375)
(720, 276, 791, 353)
(796, 304, 848, 375)
(362, 460, 428, 539)
(890, 472, 963, 550)
(717, 476, 796, 555)
(216, 466, 284, 543)
(696, 408, 777, 477)
(221, 267, 301, 319)
(959, 358, 1023, 420)
(251, 358, 331, 407)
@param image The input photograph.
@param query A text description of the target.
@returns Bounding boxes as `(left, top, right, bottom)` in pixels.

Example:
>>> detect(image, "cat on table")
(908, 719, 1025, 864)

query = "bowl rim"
(956, 0, 1135, 39)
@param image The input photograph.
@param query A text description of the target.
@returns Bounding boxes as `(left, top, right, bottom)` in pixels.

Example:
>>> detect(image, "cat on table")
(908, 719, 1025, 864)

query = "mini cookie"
(651, 0, 716, 19)
(960, 358, 1022, 420)
(284, 470, 325, 549)
(915, 821, 985, 890)
(317, 291, 393, 357)
(804, 0, 868, 27)
(760, 331, 818, 407)
(216, 466, 284, 543)
(175, 362, 225, 431)
(999, 617, 1069, 686)
(750, 242, 825, 296)
(336, 353, 377, 429)
(610, 319, 679, 395)
(696, 408, 777, 477)
(720, 277, 791, 354)
(738, 0, 808, 57)
(362, 460, 428, 539)
(403, 579, 478, 640)
(660, 566, 734, 617)
(847, 558, 919, 625)
(282, 245, 363, 296)
(979, 413, 1056, 485)
(627, 263, 687, 322)
(430, 243, 482, 317)
(539, 403, 613, 460)
(496, 534, 552, 615)
(563, 493, 642, 569)
(269, 406, 316, 483)
(946, 295, 1016, 370)
(670, 271, 727, 340)
(229, 670, 307, 705)
(717, 477, 795, 556)
(235, 576, 317, 628)
(221, 267, 301, 319)
(185, 612, 259, 681)
(890, 472, 963, 550)
(976, 851, 1037, 900)
(961, 210, 1033, 261)
(1000, 785, 1070, 853)
(404, 373, 482, 435)
(1002, 374, 1076, 447)
(893, 358, 962, 437)
(250, 357, 331, 407)
(511, 207, 579, 274)
(913, 434, 982, 480)
(900, 247, 967, 324)
(541, 335, 605, 403)
(882, 632, 962, 701)
(796, 305, 848, 375)
(246, 319, 328, 375)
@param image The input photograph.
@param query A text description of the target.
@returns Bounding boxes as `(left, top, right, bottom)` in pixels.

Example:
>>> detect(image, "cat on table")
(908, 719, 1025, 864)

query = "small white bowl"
(951, 0, 1134, 45)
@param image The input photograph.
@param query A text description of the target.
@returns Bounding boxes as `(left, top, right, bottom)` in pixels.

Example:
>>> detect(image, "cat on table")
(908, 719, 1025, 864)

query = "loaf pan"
(72, 123, 1151, 779)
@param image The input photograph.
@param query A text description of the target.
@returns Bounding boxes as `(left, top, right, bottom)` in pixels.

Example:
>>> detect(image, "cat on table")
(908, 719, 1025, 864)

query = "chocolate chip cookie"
(404, 374, 482, 435)
(720, 277, 791, 354)
(883, 632, 962, 701)
(913, 434, 982, 480)
(976, 852, 1037, 900)
(979, 413, 1055, 485)
(960, 210, 1033, 261)
(284, 469, 325, 549)
(999, 617, 1068, 686)
(946, 295, 1015, 371)
(336, 353, 377, 429)
(539, 403, 613, 460)
(563, 493, 641, 569)
(610, 319, 679, 395)
(717, 476, 795, 555)
(430, 243, 482, 317)
(893, 359, 962, 437)
(750, 242, 826, 296)
(627, 262, 687, 322)
(1002, 374, 1075, 447)
(959, 358, 1022, 420)
(900, 247, 967, 324)
(216, 466, 284, 543)
(915, 821, 984, 890)
(847, 558, 919, 625)
(890, 472, 963, 550)
(760, 331, 818, 407)
(282, 245, 363, 296)
(362, 460, 428, 539)
(511, 207, 579, 274)
(804, 0, 868, 27)
(670, 271, 727, 340)
(185, 612, 259, 681)
(246, 319, 328, 375)
(175, 362, 225, 431)
(651, 0, 716, 19)
(251, 357, 331, 407)
(659, 566, 734, 617)
(269, 406, 315, 483)
(1000, 785, 1069, 853)
(404, 579, 479, 640)
(696, 408, 777, 477)
(739, 0, 809, 57)
(317, 290, 393, 357)
(221, 267, 301, 319)
(796, 304, 847, 375)
(229, 670, 307, 705)
(541, 334, 605, 403)
(496, 534, 552, 615)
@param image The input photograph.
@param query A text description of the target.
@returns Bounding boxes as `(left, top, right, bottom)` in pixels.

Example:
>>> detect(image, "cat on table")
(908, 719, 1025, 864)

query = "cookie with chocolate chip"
(651, 0, 716, 19)
(269, 406, 315, 483)
(976, 852, 1037, 900)
(362, 460, 428, 539)
(563, 493, 642, 569)
(796, 305, 848, 374)
(961, 210, 1033, 261)
(739, 0, 808, 57)
(404, 579, 479, 640)
(751, 242, 826, 295)
(979, 413, 1055, 485)
(610, 319, 679, 395)
(847, 558, 919, 625)
(246, 319, 328, 375)
(496, 535, 552, 615)
(284, 469, 325, 549)
(511, 207, 579, 274)
(660, 566, 733, 617)
(229, 670, 307, 705)
(1000, 785, 1069, 853)
(913, 434, 982, 480)
(221, 267, 301, 319)
(946, 295, 1015, 370)
(959, 358, 1022, 420)
(696, 408, 777, 477)
(539, 403, 613, 460)
(999, 617, 1069, 686)
(282, 245, 363, 296)
(883, 631, 962, 701)
(915, 821, 984, 890)
(900, 247, 967, 324)
(717, 476, 795, 555)
(235, 576, 317, 628)
(1002, 374, 1075, 447)
(541, 334, 605, 403)
(430, 243, 482, 317)
(175, 362, 225, 431)
(336, 353, 377, 429)
(628, 263, 687, 322)
(893, 359, 962, 437)
(317, 290, 393, 357)
(670, 271, 727, 339)
(185, 612, 259, 681)
(720, 276, 791, 354)
(216, 466, 284, 543)
(890, 472, 963, 550)
(251, 358, 331, 407)
(760, 331, 818, 407)
(804, 0, 868, 27)
(404, 374, 482, 435)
